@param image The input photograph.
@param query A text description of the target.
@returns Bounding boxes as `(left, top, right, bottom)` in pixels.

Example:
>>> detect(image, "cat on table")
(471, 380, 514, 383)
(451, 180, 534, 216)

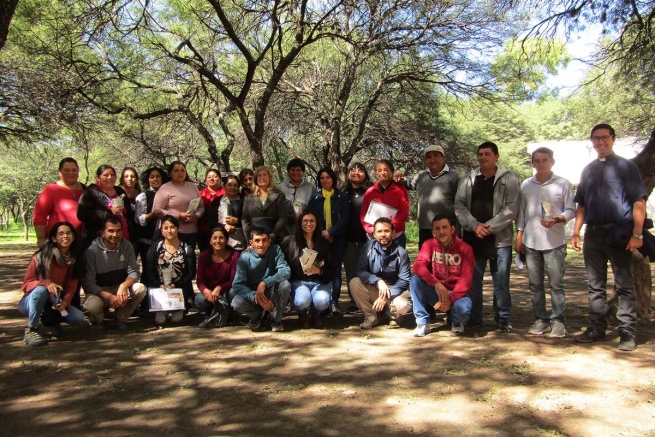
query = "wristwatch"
(632, 234, 643, 240)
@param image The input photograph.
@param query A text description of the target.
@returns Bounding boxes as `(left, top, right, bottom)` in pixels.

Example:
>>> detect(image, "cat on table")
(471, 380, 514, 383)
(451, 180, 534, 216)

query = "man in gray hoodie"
(455, 142, 519, 331)
(83, 215, 147, 330)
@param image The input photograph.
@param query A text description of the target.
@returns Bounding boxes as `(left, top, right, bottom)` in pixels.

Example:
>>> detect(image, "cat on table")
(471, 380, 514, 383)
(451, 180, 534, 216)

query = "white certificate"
(187, 198, 201, 214)
(363, 200, 399, 225)
(148, 288, 185, 312)
(299, 247, 318, 272)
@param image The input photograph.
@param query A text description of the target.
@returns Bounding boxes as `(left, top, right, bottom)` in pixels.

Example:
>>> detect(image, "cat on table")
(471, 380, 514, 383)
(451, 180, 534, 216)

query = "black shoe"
(313, 309, 324, 329)
(497, 320, 513, 332)
(115, 321, 129, 331)
(330, 303, 342, 317)
(248, 316, 262, 331)
(618, 333, 636, 351)
(345, 304, 361, 314)
(574, 329, 606, 343)
(464, 320, 482, 330)
(298, 309, 310, 329)
(271, 321, 284, 332)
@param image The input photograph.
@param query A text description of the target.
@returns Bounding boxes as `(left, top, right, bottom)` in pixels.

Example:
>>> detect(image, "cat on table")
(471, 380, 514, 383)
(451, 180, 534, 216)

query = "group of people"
(19, 123, 647, 352)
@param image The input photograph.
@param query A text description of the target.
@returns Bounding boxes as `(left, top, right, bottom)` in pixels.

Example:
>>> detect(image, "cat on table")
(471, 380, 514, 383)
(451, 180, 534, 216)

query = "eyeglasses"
(57, 231, 73, 237)
(301, 219, 316, 224)
(591, 135, 613, 143)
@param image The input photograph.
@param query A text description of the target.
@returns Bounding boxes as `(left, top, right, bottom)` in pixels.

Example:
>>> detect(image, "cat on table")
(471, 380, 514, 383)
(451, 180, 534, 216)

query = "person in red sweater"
(195, 226, 239, 328)
(360, 159, 410, 248)
(19, 222, 86, 346)
(410, 214, 474, 337)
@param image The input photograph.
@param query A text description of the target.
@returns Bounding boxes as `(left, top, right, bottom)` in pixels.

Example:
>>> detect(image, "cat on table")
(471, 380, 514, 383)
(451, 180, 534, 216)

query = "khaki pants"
(85, 283, 147, 323)
(349, 277, 411, 322)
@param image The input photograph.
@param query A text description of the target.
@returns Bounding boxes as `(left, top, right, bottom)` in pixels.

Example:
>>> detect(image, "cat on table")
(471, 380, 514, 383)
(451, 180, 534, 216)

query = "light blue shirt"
(517, 173, 575, 251)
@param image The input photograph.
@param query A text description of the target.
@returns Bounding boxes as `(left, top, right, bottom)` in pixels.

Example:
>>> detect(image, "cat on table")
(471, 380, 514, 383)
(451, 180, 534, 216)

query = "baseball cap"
(424, 145, 445, 155)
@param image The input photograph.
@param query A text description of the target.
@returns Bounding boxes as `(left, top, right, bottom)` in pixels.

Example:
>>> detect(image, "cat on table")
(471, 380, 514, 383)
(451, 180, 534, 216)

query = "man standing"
(454, 141, 519, 331)
(572, 124, 646, 352)
(515, 147, 575, 338)
(350, 218, 412, 329)
(394, 145, 461, 248)
(278, 158, 317, 235)
(410, 215, 474, 337)
(231, 227, 291, 332)
(83, 216, 147, 330)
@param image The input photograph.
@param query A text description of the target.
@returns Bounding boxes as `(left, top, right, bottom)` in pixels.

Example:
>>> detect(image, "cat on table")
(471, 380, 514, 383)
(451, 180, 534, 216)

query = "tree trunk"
(0, 0, 19, 52)
(632, 251, 652, 318)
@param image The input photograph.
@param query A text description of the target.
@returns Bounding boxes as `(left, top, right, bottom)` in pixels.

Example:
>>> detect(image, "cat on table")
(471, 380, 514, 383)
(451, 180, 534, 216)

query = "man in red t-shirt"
(410, 214, 475, 337)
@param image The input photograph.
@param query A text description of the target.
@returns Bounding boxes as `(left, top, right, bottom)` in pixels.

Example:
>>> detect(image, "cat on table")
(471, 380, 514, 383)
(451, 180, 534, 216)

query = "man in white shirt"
(515, 147, 575, 338)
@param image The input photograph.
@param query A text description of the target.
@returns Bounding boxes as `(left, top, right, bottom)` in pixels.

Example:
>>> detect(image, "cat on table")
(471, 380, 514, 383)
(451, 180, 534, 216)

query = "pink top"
(196, 249, 239, 293)
(153, 181, 205, 234)
(33, 183, 85, 234)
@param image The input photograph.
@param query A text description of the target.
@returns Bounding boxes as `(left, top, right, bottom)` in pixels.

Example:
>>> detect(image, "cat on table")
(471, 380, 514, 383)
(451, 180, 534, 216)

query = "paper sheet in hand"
(149, 288, 185, 312)
(187, 198, 201, 214)
(299, 248, 318, 272)
(363, 200, 399, 225)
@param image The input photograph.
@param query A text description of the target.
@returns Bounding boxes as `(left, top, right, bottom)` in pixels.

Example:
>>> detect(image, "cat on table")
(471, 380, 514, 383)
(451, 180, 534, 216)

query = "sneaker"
(271, 322, 284, 332)
(574, 329, 606, 343)
(248, 315, 262, 331)
(24, 327, 47, 347)
(528, 320, 551, 335)
(412, 324, 431, 337)
(451, 323, 465, 334)
(497, 321, 513, 332)
(359, 318, 379, 330)
(155, 312, 167, 325)
(617, 333, 636, 351)
(388, 320, 400, 329)
(549, 321, 567, 338)
(171, 311, 184, 323)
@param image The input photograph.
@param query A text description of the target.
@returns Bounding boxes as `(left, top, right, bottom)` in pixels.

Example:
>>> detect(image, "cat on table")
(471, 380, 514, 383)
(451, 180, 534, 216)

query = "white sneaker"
(155, 312, 167, 325)
(451, 323, 465, 334)
(412, 324, 431, 337)
(171, 311, 184, 323)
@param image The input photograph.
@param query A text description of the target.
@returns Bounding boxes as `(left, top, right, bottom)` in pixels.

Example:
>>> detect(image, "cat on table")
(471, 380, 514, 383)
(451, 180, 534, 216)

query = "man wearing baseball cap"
(394, 144, 461, 248)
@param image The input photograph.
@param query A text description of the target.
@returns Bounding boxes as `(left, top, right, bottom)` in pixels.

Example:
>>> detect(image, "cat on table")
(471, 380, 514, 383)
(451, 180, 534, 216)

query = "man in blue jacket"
(231, 227, 291, 332)
(350, 218, 412, 329)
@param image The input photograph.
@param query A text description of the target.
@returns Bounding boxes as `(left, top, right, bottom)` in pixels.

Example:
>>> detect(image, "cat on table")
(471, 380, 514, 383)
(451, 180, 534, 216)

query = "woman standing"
(280, 209, 334, 329)
(77, 165, 128, 250)
(19, 222, 85, 346)
(343, 162, 372, 313)
(195, 226, 240, 328)
(144, 215, 197, 324)
(238, 168, 254, 197)
(241, 166, 288, 243)
(198, 169, 226, 251)
(134, 167, 169, 263)
(120, 167, 141, 245)
(360, 159, 410, 248)
(208, 175, 246, 251)
(152, 161, 205, 251)
(33, 158, 85, 248)
(308, 168, 349, 315)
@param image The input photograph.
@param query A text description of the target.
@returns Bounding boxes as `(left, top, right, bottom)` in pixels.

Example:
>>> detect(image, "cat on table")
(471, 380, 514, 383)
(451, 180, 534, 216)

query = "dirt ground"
(1, 242, 654, 437)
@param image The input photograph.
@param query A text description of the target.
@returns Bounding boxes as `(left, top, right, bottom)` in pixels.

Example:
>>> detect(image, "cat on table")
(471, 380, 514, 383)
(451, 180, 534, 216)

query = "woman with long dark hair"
(19, 222, 85, 346)
(343, 162, 372, 313)
(195, 226, 240, 328)
(119, 167, 141, 244)
(208, 175, 246, 251)
(308, 167, 349, 316)
(198, 168, 226, 251)
(144, 215, 197, 325)
(280, 209, 334, 329)
(134, 167, 169, 263)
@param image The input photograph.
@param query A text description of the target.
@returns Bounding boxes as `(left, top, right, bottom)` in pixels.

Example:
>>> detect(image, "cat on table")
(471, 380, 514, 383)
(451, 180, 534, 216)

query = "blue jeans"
(231, 281, 290, 323)
(194, 289, 233, 312)
(410, 275, 472, 326)
(291, 280, 331, 311)
(524, 245, 566, 322)
(583, 228, 636, 335)
(471, 246, 512, 324)
(18, 286, 85, 329)
(331, 236, 346, 304)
